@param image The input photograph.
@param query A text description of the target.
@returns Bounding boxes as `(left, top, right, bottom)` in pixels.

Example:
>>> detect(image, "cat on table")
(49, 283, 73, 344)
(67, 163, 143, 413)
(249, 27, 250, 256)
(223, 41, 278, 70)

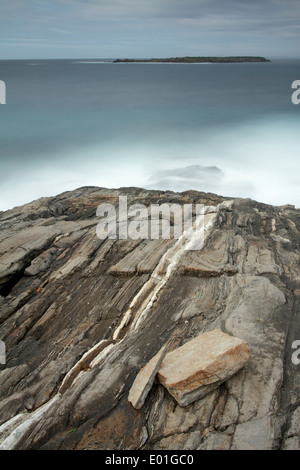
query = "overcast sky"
(0, 0, 300, 59)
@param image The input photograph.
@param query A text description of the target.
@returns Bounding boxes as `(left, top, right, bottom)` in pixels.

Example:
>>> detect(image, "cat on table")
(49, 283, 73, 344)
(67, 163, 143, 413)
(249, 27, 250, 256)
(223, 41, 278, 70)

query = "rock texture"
(128, 344, 168, 409)
(0, 186, 299, 450)
(157, 329, 250, 406)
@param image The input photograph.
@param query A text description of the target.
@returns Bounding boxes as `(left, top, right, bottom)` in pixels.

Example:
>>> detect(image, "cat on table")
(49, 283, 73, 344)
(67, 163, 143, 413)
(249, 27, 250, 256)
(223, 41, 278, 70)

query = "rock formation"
(156, 329, 251, 407)
(0, 186, 299, 450)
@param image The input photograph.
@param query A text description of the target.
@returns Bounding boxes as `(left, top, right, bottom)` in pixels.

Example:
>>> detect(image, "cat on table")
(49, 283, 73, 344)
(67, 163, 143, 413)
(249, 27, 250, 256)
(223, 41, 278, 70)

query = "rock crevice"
(0, 187, 299, 450)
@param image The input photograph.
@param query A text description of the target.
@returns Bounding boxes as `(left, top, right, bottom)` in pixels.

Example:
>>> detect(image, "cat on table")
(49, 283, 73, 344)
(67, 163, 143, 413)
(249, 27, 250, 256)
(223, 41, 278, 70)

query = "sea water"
(0, 58, 299, 210)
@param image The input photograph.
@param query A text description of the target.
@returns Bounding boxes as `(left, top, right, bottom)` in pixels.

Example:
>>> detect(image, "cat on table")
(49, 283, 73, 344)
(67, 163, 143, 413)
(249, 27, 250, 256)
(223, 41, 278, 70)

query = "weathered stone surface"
(0, 365, 30, 397)
(157, 329, 250, 406)
(128, 344, 168, 409)
(109, 239, 175, 277)
(0, 187, 299, 450)
(24, 247, 57, 276)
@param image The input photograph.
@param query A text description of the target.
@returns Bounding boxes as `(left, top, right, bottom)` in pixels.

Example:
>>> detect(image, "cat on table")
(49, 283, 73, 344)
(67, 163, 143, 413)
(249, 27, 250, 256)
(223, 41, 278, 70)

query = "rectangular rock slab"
(128, 344, 168, 409)
(157, 329, 250, 407)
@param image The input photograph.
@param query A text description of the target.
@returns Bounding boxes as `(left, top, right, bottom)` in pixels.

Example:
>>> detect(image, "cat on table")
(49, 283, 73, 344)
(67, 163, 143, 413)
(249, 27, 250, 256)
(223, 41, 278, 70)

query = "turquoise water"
(0, 59, 299, 210)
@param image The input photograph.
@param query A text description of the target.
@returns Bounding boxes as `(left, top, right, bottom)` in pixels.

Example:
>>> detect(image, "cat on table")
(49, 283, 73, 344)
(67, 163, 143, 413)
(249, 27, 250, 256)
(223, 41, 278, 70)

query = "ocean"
(0, 58, 299, 211)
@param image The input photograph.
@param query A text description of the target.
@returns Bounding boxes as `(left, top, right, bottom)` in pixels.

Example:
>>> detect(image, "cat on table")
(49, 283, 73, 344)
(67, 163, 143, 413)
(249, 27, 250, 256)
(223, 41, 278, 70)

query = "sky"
(0, 0, 300, 59)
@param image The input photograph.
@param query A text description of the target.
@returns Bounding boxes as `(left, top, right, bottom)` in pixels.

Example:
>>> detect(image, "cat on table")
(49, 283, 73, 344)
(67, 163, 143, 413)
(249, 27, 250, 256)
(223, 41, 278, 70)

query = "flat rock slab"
(128, 344, 168, 409)
(157, 329, 250, 406)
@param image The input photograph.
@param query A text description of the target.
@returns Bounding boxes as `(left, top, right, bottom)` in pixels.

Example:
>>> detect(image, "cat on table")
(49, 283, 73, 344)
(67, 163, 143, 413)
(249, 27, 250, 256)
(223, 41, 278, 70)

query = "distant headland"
(113, 56, 270, 63)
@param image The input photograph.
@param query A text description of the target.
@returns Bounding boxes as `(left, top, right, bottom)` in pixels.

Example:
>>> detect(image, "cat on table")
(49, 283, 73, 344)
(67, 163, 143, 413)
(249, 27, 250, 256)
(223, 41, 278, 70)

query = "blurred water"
(0, 58, 299, 210)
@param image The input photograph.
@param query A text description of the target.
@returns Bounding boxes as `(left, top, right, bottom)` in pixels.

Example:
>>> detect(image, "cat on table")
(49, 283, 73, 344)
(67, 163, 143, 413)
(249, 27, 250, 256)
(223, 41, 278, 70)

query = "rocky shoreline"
(0, 186, 299, 450)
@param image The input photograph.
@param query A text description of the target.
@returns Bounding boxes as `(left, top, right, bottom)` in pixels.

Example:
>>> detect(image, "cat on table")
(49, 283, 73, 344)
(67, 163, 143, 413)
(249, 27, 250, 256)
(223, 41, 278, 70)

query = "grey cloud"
(2, 0, 300, 21)
(1, 0, 300, 58)
(2, 0, 300, 32)
(46, 0, 300, 23)
(54, 0, 300, 41)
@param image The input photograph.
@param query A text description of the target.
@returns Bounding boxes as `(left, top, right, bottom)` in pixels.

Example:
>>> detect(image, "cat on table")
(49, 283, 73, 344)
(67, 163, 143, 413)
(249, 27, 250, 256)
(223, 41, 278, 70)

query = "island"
(113, 56, 270, 63)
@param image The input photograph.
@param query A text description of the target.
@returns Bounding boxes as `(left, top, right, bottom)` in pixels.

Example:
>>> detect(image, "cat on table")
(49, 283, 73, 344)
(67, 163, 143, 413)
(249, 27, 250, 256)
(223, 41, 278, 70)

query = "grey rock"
(157, 329, 250, 406)
(128, 344, 168, 409)
(0, 186, 299, 450)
